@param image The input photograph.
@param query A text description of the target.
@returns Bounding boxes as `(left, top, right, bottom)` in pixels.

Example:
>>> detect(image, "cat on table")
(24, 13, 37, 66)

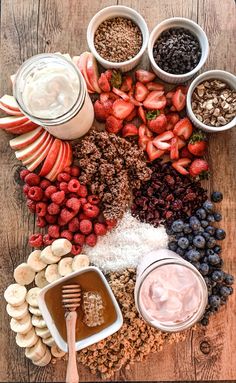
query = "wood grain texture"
(0, 0, 235, 382)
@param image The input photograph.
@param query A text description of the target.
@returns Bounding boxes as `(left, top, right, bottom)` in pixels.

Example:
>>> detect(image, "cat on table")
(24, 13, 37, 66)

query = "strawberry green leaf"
(146, 110, 160, 120)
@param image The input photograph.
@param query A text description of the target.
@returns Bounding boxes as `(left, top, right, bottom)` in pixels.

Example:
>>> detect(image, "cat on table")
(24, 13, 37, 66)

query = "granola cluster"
(78, 269, 187, 379)
(73, 130, 152, 220)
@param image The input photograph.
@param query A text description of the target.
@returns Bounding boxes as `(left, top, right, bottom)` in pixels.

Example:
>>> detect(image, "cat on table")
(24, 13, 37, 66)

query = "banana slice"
(42, 336, 56, 347)
(16, 328, 38, 348)
(27, 250, 46, 272)
(72, 254, 90, 271)
(26, 287, 41, 307)
(58, 257, 73, 276)
(25, 338, 47, 362)
(32, 315, 46, 329)
(10, 313, 32, 334)
(51, 238, 72, 257)
(29, 305, 41, 316)
(51, 344, 66, 358)
(40, 246, 61, 265)
(6, 302, 28, 319)
(14, 263, 35, 286)
(4, 284, 27, 306)
(35, 327, 51, 339)
(45, 264, 61, 283)
(35, 270, 48, 288)
(33, 348, 51, 366)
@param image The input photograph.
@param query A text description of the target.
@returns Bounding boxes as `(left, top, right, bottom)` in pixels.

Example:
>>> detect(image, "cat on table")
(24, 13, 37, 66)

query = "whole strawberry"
(188, 130, 207, 156)
(189, 159, 209, 178)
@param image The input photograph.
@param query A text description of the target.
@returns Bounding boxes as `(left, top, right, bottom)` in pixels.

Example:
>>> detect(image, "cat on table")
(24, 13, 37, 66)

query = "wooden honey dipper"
(62, 284, 81, 383)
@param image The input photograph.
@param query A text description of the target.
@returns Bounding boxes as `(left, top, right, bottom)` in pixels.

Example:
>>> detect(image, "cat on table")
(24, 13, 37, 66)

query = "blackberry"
(215, 228, 226, 240)
(196, 208, 207, 220)
(203, 200, 214, 213)
(178, 237, 189, 249)
(211, 191, 223, 203)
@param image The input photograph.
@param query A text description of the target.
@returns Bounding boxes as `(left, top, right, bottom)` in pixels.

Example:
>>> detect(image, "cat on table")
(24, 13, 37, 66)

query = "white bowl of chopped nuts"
(87, 6, 149, 72)
(186, 70, 236, 132)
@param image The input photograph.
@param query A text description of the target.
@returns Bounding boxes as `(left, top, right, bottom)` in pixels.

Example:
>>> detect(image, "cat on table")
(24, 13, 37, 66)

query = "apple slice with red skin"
(0, 95, 20, 111)
(10, 127, 44, 150)
(0, 103, 23, 116)
(5, 120, 39, 135)
(72, 54, 94, 93)
(22, 133, 53, 165)
(0, 116, 29, 129)
(26, 137, 54, 171)
(45, 141, 66, 181)
(15, 130, 49, 160)
(64, 141, 73, 168)
(86, 53, 101, 94)
(39, 138, 62, 177)
(51, 141, 72, 179)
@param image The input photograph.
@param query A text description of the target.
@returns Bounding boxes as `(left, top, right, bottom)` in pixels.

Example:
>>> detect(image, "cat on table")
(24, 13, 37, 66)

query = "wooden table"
(0, 0, 235, 381)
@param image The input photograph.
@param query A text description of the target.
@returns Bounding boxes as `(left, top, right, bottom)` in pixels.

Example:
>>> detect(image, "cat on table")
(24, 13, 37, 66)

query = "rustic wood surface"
(0, 0, 235, 381)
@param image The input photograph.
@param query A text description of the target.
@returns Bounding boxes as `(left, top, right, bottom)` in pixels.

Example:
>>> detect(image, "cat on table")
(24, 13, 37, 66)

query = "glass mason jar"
(13, 53, 94, 140)
(135, 249, 208, 332)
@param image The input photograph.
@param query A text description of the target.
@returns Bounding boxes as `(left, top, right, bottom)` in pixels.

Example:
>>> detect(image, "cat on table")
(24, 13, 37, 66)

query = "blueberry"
(208, 253, 221, 265)
(176, 247, 185, 256)
(183, 223, 192, 234)
(187, 234, 194, 244)
(213, 245, 222, 254)
(220, 286, 231, 297)
(203, 256, 208, 263)
(203, 232, 211, 240)
(189, 216, 201, 231)
(178, 237, 189, 249)
(193, 235, 206, 249)
(203, 200, 214, 213)
(204, 276, 212, 287)
(206, 249, 215, 256)
(191, 261, 200, 270)
(206, 237, 216, 248)
(166, 227, 174, 236)
(215, 228, 226, 240)
(199, 263, 209, 275)
(220, 296, 228, 305)
(201, 317, 209, 326)
(199, 249, 206, 257)
(207, 214, 215, 223)
(171, 219, 184, 233)
(208, 295, 221, 308)
(214, 212, 222, 222)
(175, 232, 185, 240)
(196, 208, 207, 220)
(168, 241, 178, 252)
(201, 220, 209, 228)
(211, 191, 223, 203)
(193, 227, 205, 235)
(205, 226, 215, 235)
(186, 249, 201, 262)
(224, 273, 234, 285)
(228, 286, 233, 295)
(211, 270, 224, 282)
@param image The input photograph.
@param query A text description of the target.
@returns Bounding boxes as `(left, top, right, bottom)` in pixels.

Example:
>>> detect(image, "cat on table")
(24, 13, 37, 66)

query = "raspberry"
(57, 172, 71, 182)
(29, 234, 43, 248)
(71, 245, 82, 255)
(63, 166, 71, 174)
(79, 219, 92, 235)
(45, 214, 57, 224)
(78, 212, 87, 221)
(26, 199, 36, 213)
(47, 203, 60, 215)
(61, 230, 73, 241)
(79, 198, 87, 205)
(85, 233, 97, 247)
(94, 223, 107, 236)
(20, 169, 30, 181)
(48, 225, 60, 239)
(83, 203, 100, 218)
(87, 195, 100, 205)
(59, 182, 69, 193)
(106, 219, 117, 230)
(68, 217, 80, 232)
(51, 191, 65, 205)
(66, 198, 81, 212)
(36, 202, 47, 217)
(25, 173, 41, 186)
(36, 216, 46, 228)
(68, 179, 80, 193)
(73, 233, 85, 246)
(70, 166, 80, 177)
(40, 179, 51, 190)
(77, 185, 88, 197)
(28, 186, 44, 201)
(43, 234, 54, 246)
(60, 208, 75, 224)
(45, 185, 57, 198)
(23, 184, 30, 196)
(42, 195, 49, 202)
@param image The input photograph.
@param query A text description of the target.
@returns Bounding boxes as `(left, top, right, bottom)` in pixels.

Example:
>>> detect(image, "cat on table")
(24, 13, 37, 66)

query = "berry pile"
(168, 194, 234, 325)
(20, 167, 115, 255)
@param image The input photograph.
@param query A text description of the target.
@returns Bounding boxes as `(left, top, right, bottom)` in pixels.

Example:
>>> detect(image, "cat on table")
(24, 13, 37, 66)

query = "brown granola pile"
(73, 130, 152, 220)
(78, 269, 187, 379)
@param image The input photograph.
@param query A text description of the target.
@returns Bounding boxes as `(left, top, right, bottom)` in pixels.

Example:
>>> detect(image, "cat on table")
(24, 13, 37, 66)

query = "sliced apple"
(15, 130, 49, 160)
(72, 53, 94, 93)
(0, 95, 20, 111)
(26, 137, 54, 171)
(6, 121, 39, 135)
(22, 133, 53, 165)
(65, 142, 73, 168)
(10, 127, 44, 150)
(86, 53, 101, 94)
(0, 103, 23, 116)
(0, 115, 29, 129)
(39, 139, 62, 177)
(45, 141, 65, 181)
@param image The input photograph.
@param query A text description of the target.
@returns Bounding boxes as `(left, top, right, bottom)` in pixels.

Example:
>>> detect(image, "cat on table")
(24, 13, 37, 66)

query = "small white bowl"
(87, 5, 149, 72)
(38, 266, 123, 352)
(148, 17, 209, 84)
(186, 70, 236, 132)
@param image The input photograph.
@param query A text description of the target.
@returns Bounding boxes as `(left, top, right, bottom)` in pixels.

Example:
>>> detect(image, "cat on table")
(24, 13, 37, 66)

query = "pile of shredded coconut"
(85, 211, 168, 272)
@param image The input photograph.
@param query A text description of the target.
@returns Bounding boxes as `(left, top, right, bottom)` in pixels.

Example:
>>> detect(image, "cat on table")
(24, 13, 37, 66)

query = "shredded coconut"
(85, 211, 168, 272)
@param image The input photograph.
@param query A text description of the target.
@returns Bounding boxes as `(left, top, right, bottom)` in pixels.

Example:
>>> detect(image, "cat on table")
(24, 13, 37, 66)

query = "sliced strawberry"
(112, 99, 135, 120)
(120, 76, 133, 92)
(172, 88, 186, 111)
(170, 137, 179, 160)
(153, 131, 174, 150)
(138, 136, 151, 150)
(146, 141, 165, 161)
(100, 92, 118, 103)
(146, 82, 164, 91)
(166, 113, 180, 130)
(170, 106, 177, 112)
(177, 137, 186, 149)
(181, 147, 194, 159)
(135, 70, 156, 84)
(172, 158, 191, 175)
(98, 73, 111, 92)
(105, 115, 123, 134)
(104, 69, 113, 82)
(112, 87, 130, 101)
(134, 82, 149, 102)
(102, 100, 113, 116)
(139, 124, 153, 138)
(143, 91, 166, 109)
(122, 123, 138, 137)
(125, 107, 137, 122)
(173, 118, 193, 140)
(147, 114, 167, 134)
(188, 130, 207, 156)
(189, 159, 209, 178)
(94, 100, 109, 122)
(166, 91, 175, 106)
(138, 106, 147, 124)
